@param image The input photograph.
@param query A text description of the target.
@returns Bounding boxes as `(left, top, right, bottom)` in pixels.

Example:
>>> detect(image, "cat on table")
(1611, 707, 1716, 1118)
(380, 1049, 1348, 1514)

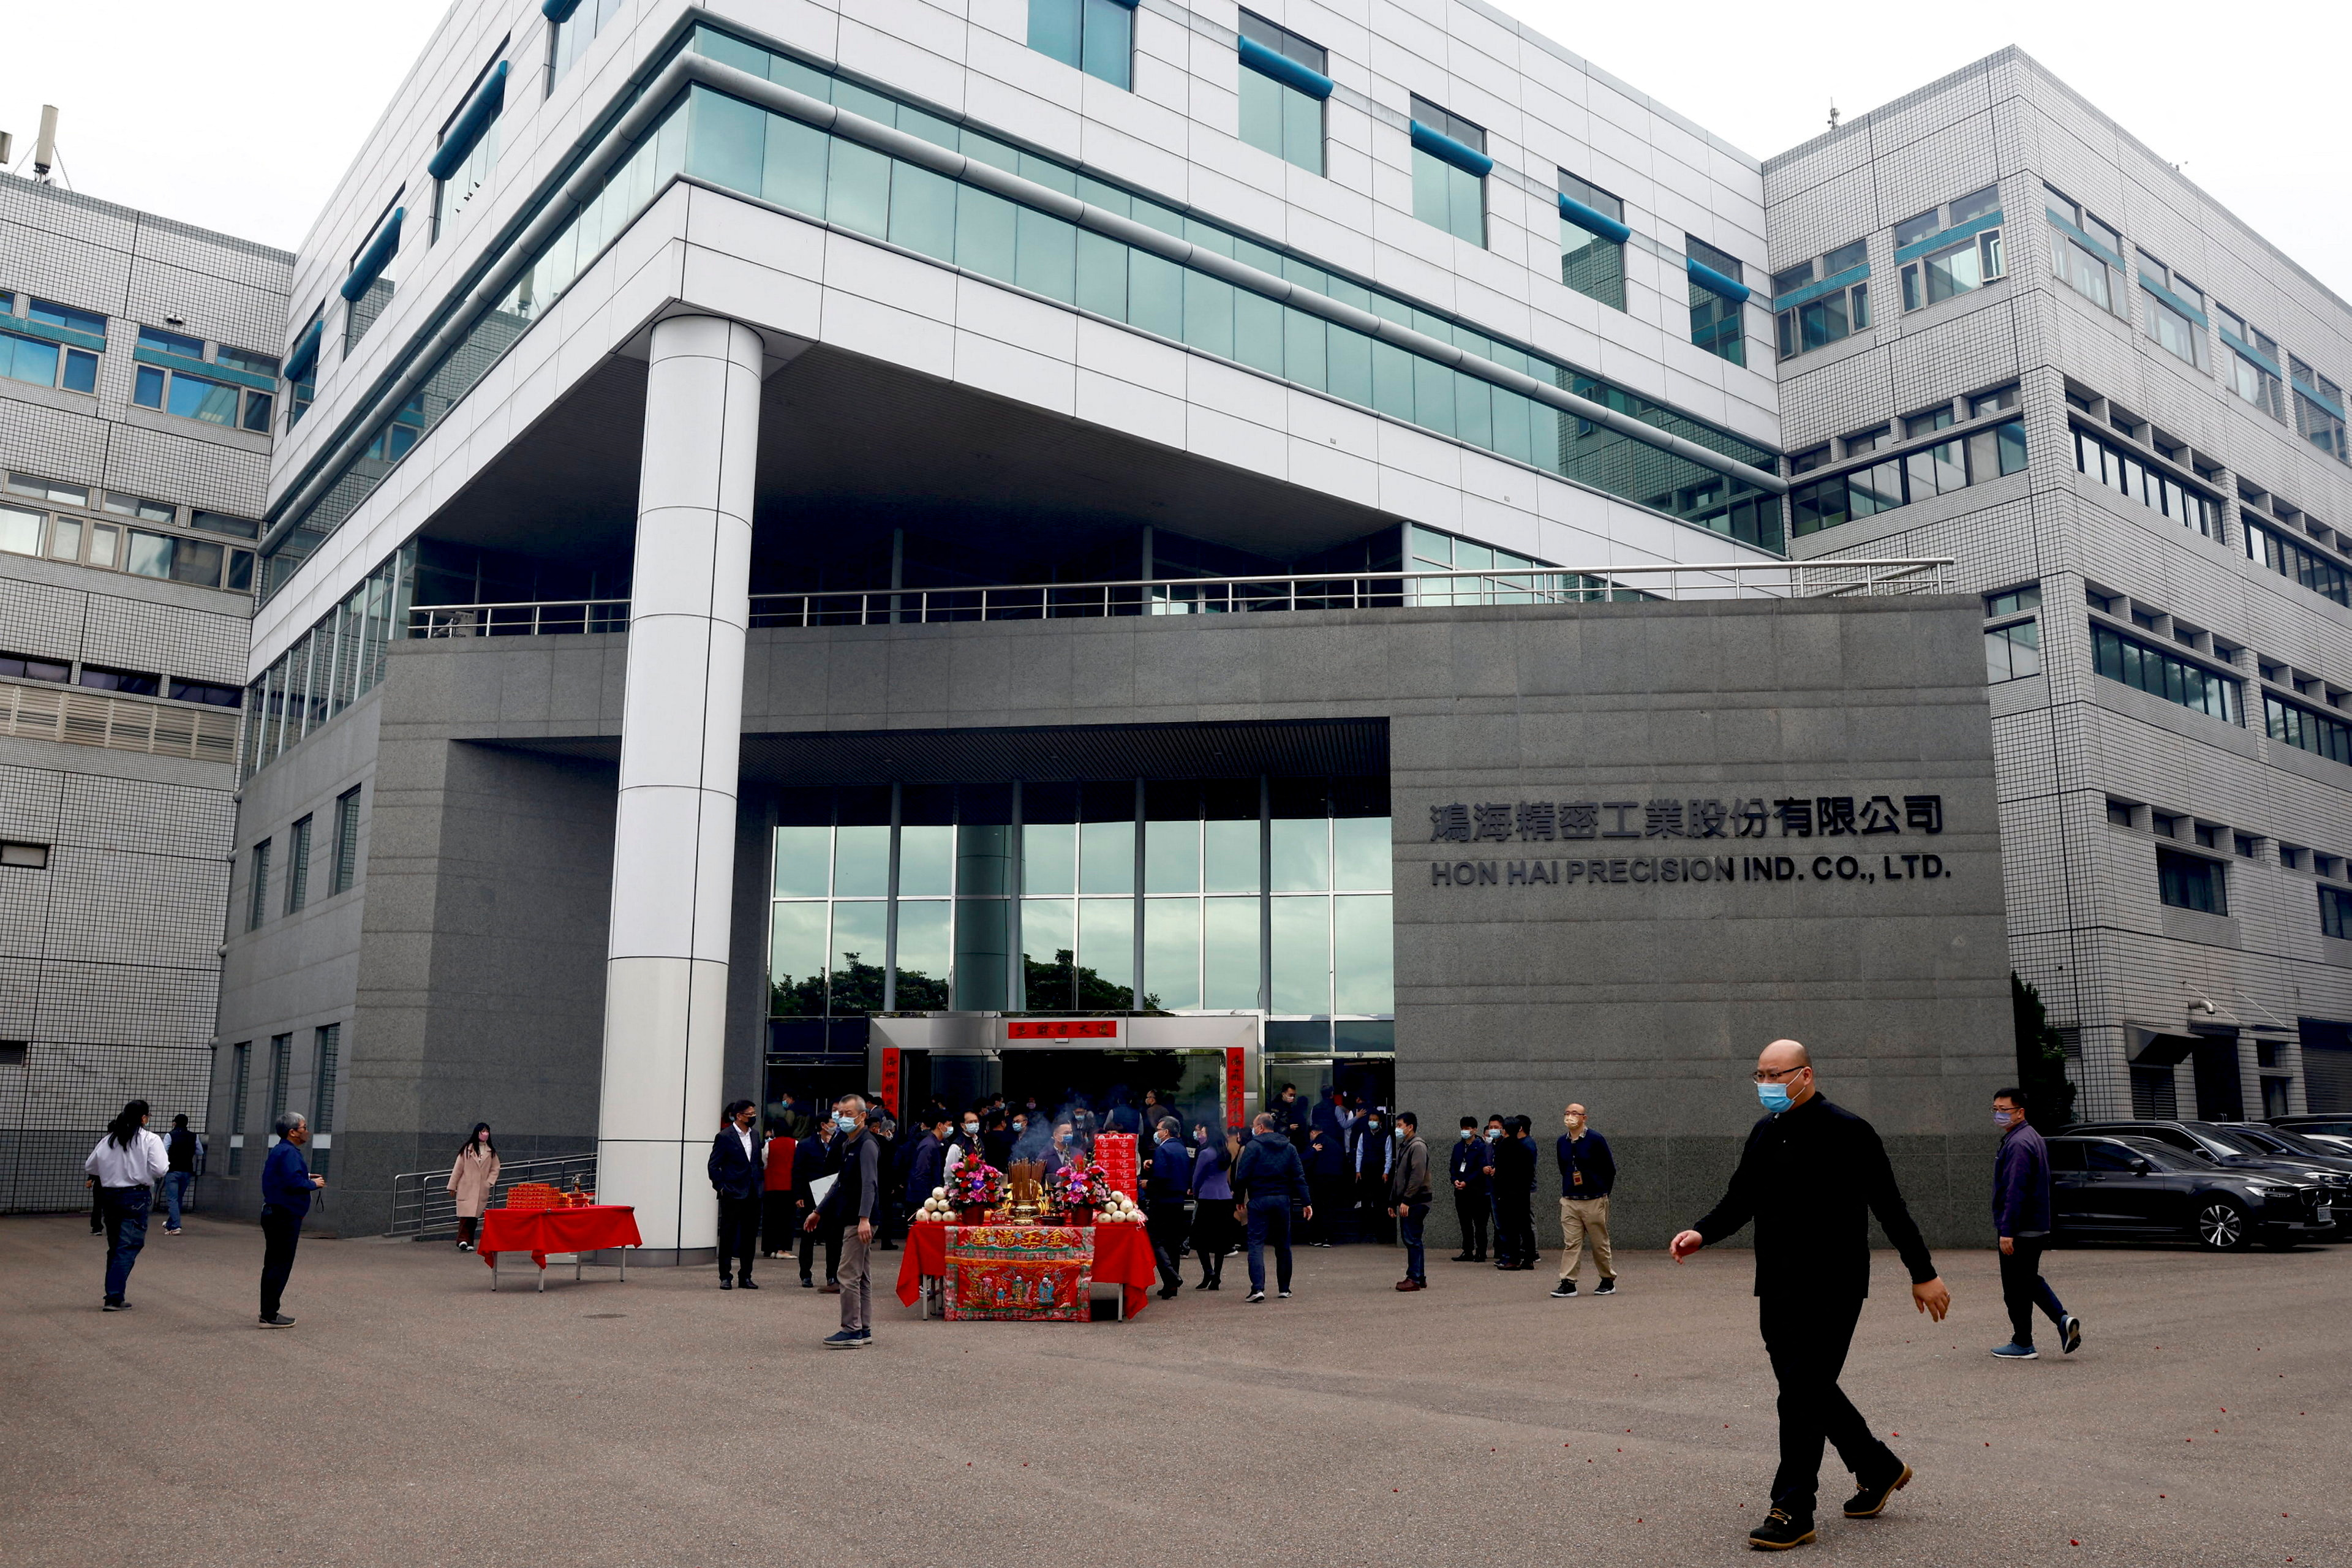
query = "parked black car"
(2047, 1136, 2332, 1250)
(2217, 1123, 2352, 1235)
(2269, 1115, 2352, 1155)
(2068, 1119, 2352, 1216)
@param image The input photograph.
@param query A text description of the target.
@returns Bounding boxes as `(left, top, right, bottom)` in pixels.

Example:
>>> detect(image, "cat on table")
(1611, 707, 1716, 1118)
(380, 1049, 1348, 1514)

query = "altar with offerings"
(891, 1148, 1159, 1321)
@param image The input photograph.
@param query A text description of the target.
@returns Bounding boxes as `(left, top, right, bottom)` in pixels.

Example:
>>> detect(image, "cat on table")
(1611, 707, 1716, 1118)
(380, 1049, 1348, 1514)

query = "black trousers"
(1309, 1175, 1351, 1242)
(1998, 1237, 2067, 1345)
(760, 1191, 795, 1254)
(799, 1220, 842, 1282)
(1759, 1294, 1900, 1518)
(457, 1215, 478, 1245)
(259, 1210, 303, 1319)
(1147, 1201, 1189, 1290)
(716, 1194, 761, 1280)
(1494, 1194, 1535, 1266)
(1453, 1190, 1489, 1257)
(1188, 1201, 1230, 1283)
(1357, 1175, 1394, 1243)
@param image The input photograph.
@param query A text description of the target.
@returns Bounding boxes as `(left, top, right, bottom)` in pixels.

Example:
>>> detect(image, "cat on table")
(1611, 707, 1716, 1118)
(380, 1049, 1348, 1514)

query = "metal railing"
(387, 1150, 598, 1238)
(404, 559, 1954, 639)
(0, 677, 241, 764)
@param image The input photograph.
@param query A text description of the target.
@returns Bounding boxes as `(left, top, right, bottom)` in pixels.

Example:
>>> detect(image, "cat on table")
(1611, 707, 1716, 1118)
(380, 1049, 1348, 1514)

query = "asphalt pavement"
(1, 1214, 2341, 1566)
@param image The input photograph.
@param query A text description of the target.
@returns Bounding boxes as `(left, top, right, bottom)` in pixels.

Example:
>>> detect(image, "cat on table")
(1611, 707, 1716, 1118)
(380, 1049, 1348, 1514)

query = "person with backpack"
(162, 1113, 203, 1235)
(83, 1100, 168, 1311)
(1230, 1112, 1313, 1303)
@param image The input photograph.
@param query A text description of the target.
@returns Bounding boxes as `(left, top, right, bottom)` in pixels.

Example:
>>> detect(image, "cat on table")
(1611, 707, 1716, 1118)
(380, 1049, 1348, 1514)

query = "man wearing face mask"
(1492, 1117, 1539, 1272)
(1550, 1103, 1617, 1298)
(1991, 1087, 2078, 1360)
(1670, 1039, 1950, 1551)
(1147, 1117, 1193, 1300)
(1449, 1117, 1490, 1262)
(807, 1096, 881, 1347)
(1351, 1109, 1395, 1245)
(1480, 1116, 1508, 1265)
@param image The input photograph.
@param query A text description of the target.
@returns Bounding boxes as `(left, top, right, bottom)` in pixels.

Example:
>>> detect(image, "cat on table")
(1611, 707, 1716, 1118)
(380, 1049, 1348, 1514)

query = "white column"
(597, 314, 762, 1253)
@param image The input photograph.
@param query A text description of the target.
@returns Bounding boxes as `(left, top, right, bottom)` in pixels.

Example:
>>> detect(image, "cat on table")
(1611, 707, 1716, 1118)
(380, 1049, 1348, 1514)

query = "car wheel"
(2194, 1197, 2250, 1251)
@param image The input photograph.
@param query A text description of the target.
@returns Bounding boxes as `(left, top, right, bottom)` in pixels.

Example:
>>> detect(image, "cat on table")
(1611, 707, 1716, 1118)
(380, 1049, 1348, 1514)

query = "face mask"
(963, 1123, 979, 1136)
(1756, 1083, 1793, 1114)
(835, 1113, 856, 1131)
(1994, 1110, 2016, 1130)
(1460, 1129, 1475, 1140)
(1368, 1121, 1382, 1133)
(1485, 1129, 1501, 1142)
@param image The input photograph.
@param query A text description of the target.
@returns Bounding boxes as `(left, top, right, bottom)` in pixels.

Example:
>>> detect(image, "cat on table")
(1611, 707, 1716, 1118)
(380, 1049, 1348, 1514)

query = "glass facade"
(768, 779, 1391, 1023)
(262, 22, 1784, 603)
(1790, 420, 2025, 537)
(1237, 13, 1325, 175)
(1028, 0, 1131, 89)
(239, 546, 412, 780)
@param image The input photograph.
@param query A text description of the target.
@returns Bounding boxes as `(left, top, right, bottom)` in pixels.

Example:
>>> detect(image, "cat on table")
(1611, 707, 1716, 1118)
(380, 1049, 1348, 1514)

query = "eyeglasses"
(1751, 1066, 1809, 1083)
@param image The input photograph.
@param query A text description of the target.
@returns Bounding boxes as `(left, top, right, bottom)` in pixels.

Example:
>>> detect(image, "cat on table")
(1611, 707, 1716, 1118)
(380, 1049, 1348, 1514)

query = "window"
(1790, 445, 1831, 475)
(227, 1042, 251, 1174)
(432, 58, 508, 241)
(1985, 620, 2040, 682)
(1237, 14, 1327, 175)
(1969, 386, 2018, 419)
(2234, 832, 2261, 859)
(331, 786, 363, 894)
(1557, 172, 1626, 311)
(247, 839, 272, 931)
(1029, 0, 1133, 90)
(78, 664, 161, 696)
(0, 649, 69, 683)
(311, 1024, 341, 1177)
(284, 306, 322, 429)
(2157, 847, 2227, 914)
(1684, 236, 1747, 365)
(2150, 811, 2179, 839)
(28, 297, 106, 337)
(2106, 799, 2138, 827)
(285, 814, 313, 914)
(2092, 623, 2237, 722)
(0, 311, 99, 393)
(343, 201, 402, 354)
(2072, 426, 2220, 536)
(1409, 97, 1488, 247)
(1985, 584, 2041, 618)
(2136, 252, 2207, 369)
(1789, 421, 2025, 537)
(2045, 186, 2123, 313)
(0, 497, 248, 592)
(1905, 407, 1954, 438)
(2324, 886, 2352, 940)
(168, 677, 243, 707)
(1773, 238, 1869, 358)
(550, 0, 624, 86)
(0, 840, 48, 869)
(130, 327, 275, 432)
(2216, 306, 2287, 421)
(2266, 692, 2352, 767)
(1896, 185, 2003, 312)
(2244, 518, 2352, 608)
(2289, 356, 2348, 464)
(105, 492, 174, 523)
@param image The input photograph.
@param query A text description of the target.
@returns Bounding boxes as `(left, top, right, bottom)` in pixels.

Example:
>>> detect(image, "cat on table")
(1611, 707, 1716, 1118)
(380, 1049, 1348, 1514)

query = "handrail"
(387, 1150, 598, 1238)
(404, 559, 1956, 638)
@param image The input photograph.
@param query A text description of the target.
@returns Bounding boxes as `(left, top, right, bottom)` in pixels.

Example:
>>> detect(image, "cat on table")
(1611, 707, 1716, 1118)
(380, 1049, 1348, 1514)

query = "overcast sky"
(6, 2, 2346, 299)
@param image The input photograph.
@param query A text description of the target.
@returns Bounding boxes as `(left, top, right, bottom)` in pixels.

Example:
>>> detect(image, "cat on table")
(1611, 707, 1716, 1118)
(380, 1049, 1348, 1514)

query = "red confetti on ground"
(2070, 1542, 2079, 1547)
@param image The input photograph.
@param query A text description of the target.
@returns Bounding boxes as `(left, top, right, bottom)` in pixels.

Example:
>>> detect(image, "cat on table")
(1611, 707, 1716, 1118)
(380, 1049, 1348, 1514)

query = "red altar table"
(895, 1221, 1157, 1321)
(478, 1205, 642, 1291)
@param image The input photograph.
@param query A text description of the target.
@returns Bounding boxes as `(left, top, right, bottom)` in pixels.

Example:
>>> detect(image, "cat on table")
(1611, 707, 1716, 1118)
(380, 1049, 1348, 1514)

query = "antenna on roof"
(1826, 100, 1841, 130)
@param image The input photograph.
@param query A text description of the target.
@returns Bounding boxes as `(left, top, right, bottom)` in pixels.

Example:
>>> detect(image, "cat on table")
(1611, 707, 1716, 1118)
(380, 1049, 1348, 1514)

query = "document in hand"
(809, 1172, 839, 1210)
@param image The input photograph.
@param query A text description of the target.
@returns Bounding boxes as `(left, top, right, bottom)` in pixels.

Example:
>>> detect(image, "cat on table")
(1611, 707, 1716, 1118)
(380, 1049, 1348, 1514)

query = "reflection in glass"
(1205, 819, 1260, 893)
(769, 902, 827, 1015)
(1332, 818, 1391, 891)
(899, 824, 952, 895)
(957, 823, 1012, 895)
(1334, 895, 1394, 1014)
(1079, 897, 1134, 1001)
(1145, 820, 1199, 892)
(1270, 818, 1330, 891)
(1204, 896, 1260, 1009)
(1023, 823, 1076, 895)
(894, 900, 951, 1008)
(1144, 899, 1200, 1009)
(834, 825, 889, 897)
(1270, 897, 1330, 1013)
(1079, 820, 1134, 894)
(954, 899, 1010, 1010)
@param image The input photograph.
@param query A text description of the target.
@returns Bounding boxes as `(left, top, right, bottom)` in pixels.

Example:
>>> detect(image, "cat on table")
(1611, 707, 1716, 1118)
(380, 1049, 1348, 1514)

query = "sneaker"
(1989, 1341, 2038, 1360)
(1595, 1278, 1617, 1296)
(1246, 1291, 1265, 1303)
(101, 1299, 129, 1312)
(822, 1330, 864, 1349)
(2060, 1314, 2083, 1355)
(164, 1227, 182, 1235)
(1278, 1289, 1292, 1299)
(1842, 1463, 1911, 1518)
(258, 1313, 296, 1329)
(1551, 1280, 1578, 1298)
(852, 1330, 873, 1347)
(1747, 1509, 1816, 1550)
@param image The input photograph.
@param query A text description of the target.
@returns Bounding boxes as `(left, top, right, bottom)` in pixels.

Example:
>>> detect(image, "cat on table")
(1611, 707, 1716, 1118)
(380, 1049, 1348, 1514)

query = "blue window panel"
(1075, 230, 1128, 318)
(761, 113, 829, 216)
(139, 324, 205, 358)
(0, 331, 62, 388)
(428, 62, 508, 183)
(1556, 193, 1630, 244)
(341, 208, 404, 303)
(888, 161, 958, 262)
(1237, 35, 1333, 99)
(1892, 208, 2003, 265)
(132, 364, 166, 407)
(1028, 0, 1082, 69)
(1686, 257, 1751, 303)
(284, 319, 323, 385)
(1408, 120, 1493, 179)
(1079, 0, 1132, 88)
(61, 348, 97, 393)
(165, 371, 243, 426)
(1232, 288, 1283, 375)
(1014, 208, 1077, 303)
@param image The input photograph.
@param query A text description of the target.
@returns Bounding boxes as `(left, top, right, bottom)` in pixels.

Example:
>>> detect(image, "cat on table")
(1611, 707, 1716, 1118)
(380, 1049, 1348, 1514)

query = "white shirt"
(736, 1126, 757, 1164)
(85, 1128, 169, 1188)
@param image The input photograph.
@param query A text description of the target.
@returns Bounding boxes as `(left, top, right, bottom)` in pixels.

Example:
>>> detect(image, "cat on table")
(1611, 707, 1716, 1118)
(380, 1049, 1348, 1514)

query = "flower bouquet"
(1049, 1159, 1117, 1221)
(946, 1158, 1006, 1222)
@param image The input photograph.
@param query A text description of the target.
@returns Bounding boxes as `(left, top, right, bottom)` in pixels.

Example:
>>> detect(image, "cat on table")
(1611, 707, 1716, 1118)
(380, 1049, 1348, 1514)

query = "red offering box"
(1095, 1133, 1138, 1199)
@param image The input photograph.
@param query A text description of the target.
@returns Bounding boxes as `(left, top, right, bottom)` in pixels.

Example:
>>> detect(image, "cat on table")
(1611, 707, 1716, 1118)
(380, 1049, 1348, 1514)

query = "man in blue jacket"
(1448, 1117, 1490, 1262)
(258, 1111, 325, 1329)
(1231, 1113, 1313, 1302)
(1991, 1086, 2079, 1360)
(1550, 1103, 1618, 1298)
(1146, 1117, 1193, 1299)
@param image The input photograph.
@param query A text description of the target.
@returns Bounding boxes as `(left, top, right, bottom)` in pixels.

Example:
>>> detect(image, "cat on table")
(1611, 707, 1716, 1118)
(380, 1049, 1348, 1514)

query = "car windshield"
(2114, 1139, 2206, 1172)
(2198, 1127, 2273, 1156)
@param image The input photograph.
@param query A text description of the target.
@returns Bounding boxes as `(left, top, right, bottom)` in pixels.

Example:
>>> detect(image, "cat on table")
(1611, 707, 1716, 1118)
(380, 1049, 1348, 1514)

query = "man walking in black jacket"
(1991, 1087, 2079, 1359)
(707, 1099, 764, 1290)
(1491, 1117, 1538, 1271)
(1671, 1039, 1950, 1551)
(1231, 1113, 1313, 1302)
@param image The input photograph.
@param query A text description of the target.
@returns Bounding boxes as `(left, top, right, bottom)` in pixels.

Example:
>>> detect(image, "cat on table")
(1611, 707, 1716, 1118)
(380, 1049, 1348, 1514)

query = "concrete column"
(597, 314, 761, 1254)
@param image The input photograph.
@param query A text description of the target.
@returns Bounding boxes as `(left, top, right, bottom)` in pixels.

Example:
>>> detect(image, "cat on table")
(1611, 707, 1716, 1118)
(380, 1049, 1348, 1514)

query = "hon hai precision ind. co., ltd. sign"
(1425, 793, 1954, 889)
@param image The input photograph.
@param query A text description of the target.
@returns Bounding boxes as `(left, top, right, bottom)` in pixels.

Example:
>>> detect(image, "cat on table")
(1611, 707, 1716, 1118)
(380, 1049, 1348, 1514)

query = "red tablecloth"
(478, 1205, 642, 1270)
(895, 1221, 1156, 1319)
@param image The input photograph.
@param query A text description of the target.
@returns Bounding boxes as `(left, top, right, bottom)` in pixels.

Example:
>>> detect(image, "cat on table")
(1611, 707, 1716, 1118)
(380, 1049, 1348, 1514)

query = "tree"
(2010, 973, 2078, 1128)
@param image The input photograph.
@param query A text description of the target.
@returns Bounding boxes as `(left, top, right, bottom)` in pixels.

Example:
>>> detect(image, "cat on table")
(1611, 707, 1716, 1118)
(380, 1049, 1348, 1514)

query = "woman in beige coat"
(447, 1124, 499, 1251)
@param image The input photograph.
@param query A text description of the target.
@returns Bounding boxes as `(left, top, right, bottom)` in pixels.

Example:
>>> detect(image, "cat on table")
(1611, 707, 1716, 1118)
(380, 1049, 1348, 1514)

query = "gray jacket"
(1389, 1134, 1431, 1205)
